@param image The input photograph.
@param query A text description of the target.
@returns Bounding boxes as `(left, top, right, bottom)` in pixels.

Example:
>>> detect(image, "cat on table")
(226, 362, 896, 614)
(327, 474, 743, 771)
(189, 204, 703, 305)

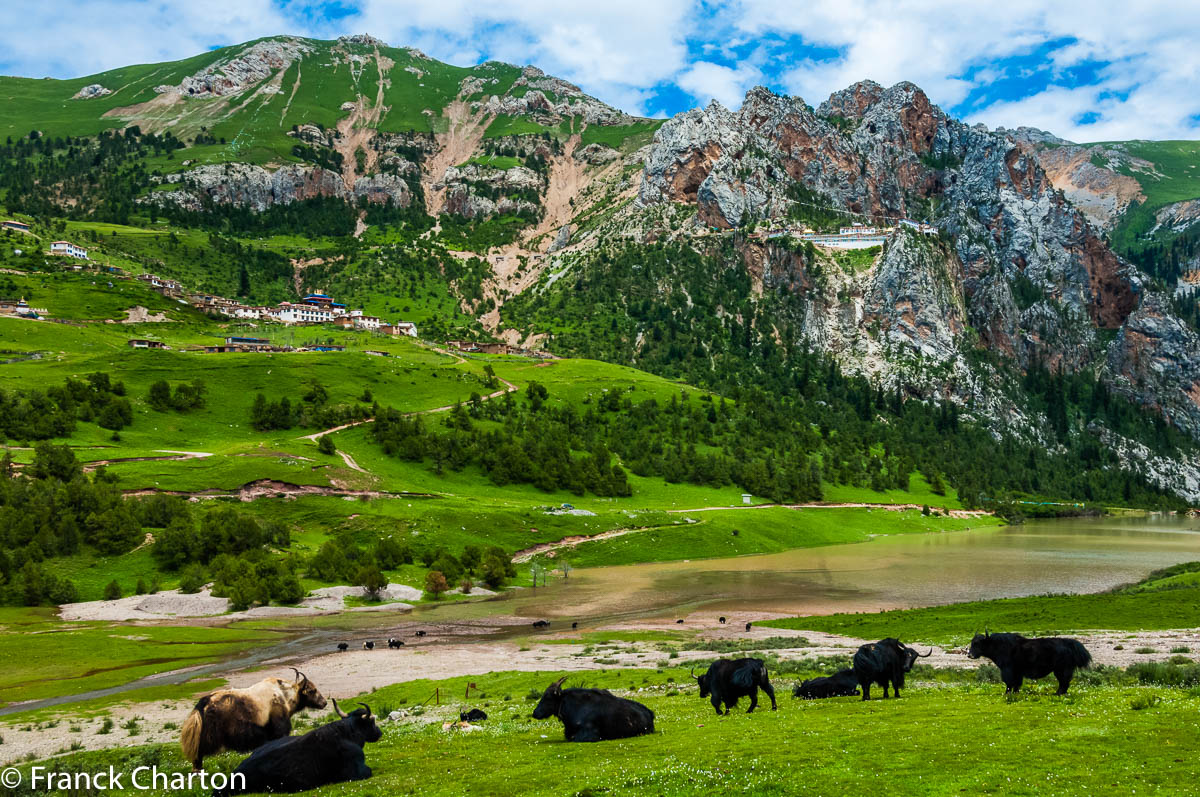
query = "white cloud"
(676, 61, 762, 108)
(0, 0, 1197, 138)
(726, 0, 1200, 140)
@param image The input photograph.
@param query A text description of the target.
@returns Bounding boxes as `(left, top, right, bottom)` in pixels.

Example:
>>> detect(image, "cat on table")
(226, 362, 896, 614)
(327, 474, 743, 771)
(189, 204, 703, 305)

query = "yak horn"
(689, 667, 700, 680)
(291, 667, 306, 682)
(358, 703, 372, 717)
(551, 676, 568, 690)
(332, 698, 348, 718)
(919, 648, 933, 658)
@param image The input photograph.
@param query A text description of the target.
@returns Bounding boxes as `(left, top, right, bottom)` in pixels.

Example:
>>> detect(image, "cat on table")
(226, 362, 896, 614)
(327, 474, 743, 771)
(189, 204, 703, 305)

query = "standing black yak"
(853, 638, 931, 700)
(968, 632, 1092, 694)
(531, 677, 655, 742)
(691, 658, 777, 715)
(794, 668, 860, 699)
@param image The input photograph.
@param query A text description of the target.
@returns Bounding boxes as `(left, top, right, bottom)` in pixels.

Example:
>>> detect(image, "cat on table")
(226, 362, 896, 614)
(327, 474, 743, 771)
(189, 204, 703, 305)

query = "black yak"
(853, 638, 931, 700)
(387, 638, 404, 649)
(336, 642, 349, 652)
(532, 619, 550, 628)
(968, 632, 1092, 694)
(692, 658, 777, 715)
(794, 668, 860, 699)
(181, 669, 327, 771)
(213, 699, 381, 796)
(571, 622, 578, 629)
(531, 676, 655, 742)
(460, 708, 488, 722)
(362, 640, 375, 650)
(719, 617, 726, 624)
(745, 622, 752, 632)
(414, 630, 427, 637)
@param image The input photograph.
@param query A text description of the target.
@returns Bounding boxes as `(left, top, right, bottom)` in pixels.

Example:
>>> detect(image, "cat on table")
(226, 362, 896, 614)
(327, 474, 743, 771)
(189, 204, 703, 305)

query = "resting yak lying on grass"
(794, 668, 860, 699)
(531, 677, 655, 742)
(968, 632, 1092, 695)
(213, 699, 381, 796)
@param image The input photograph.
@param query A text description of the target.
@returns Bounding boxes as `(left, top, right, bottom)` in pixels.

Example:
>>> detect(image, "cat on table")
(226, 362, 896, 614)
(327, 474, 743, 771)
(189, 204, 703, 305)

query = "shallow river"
(476, 513, 1200, 622)
(6, 513, 1198, 715)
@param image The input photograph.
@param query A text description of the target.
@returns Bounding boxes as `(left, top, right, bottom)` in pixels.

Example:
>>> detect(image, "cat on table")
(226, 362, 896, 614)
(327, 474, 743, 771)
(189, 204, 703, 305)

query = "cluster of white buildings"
(761, 220, 939, 250)
(49, 240, 89, 259)
(170, 285, 416, 336)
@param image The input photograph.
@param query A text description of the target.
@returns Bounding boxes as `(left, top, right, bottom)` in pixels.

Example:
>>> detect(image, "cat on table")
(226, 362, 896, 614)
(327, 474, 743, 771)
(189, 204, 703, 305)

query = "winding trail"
(298, 375, 517, 442)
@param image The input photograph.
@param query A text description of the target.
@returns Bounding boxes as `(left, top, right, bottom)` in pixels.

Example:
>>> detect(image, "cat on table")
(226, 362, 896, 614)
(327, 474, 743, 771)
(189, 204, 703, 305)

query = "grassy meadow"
(7, 663, 1200, 796)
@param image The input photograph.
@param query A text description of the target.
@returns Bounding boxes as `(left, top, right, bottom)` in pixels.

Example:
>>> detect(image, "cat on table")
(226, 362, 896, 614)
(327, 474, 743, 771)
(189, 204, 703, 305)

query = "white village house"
(49, 240, 88, 259)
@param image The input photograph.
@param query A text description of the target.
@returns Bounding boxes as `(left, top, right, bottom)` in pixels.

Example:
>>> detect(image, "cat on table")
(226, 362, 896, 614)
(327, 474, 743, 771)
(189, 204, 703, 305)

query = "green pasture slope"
(1, 34, 663, 163)
(765, 561, 1200, 644)
(12, 663, 1200, 796)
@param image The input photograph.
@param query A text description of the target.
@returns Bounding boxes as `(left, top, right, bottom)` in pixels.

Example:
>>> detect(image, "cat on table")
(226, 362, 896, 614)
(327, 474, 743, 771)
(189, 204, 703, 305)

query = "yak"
(460, 708, 488, 722)
(531, 676, 655, 742)
(719, 617, 726, 624)
(181, 669, 327, 771)
(336, 642, 349, 652)
(572, 622, 578, 629)
(692, 658, 777, 715)
(745, 622, 752, 632)
(212, 699, 381, 797)
(387, 638, 404, 649)
(794, 668, 860, 699)
(532, 620, 550, 628)
(362, 640, 375, 650)
(853, 638, 931, 700)
(968, 632, 1092, 694)
(414, 630, 427, 637)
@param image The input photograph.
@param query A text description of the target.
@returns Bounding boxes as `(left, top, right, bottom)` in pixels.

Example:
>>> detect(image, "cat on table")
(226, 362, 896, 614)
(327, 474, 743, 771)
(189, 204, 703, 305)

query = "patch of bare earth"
(421, 100, 494, 216)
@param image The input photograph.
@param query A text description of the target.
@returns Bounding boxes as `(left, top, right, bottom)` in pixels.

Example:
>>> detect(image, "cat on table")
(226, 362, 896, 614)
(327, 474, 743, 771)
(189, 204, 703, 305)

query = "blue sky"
(3, 0, 1198, 141)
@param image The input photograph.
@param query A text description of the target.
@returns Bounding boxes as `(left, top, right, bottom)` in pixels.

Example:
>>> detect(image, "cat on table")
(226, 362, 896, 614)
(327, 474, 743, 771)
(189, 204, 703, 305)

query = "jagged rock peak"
(338, 34, 388, 48)
(817, 80, 885, 119)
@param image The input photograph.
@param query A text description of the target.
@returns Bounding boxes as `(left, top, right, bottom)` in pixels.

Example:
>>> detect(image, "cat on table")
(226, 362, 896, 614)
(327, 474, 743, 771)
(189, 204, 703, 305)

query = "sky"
(2, 0, 1198, 142)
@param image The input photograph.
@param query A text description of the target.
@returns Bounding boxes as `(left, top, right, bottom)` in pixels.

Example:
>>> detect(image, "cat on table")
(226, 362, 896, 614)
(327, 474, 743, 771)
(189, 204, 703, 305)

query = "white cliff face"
(155, 38, 313, 98)
(468, 65, 634, 127)
(151, 163, 410, 212)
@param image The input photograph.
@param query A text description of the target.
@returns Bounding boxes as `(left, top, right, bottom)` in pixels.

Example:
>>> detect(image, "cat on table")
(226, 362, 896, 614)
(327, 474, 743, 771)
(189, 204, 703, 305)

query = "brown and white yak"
(180, 668, 327, 770)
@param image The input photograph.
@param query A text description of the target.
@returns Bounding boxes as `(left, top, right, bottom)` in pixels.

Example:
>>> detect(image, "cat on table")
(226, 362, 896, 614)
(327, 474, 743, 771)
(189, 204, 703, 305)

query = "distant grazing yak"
(968, 632, 1092, 694)
(531, 677, 655, 742)
(460, 708, 488, 722)
(181, 669, 327, 771)
(719, 617, 726, 624)
(387, 638, 404, 649)
(692, 658, 777, 715)
(853, 638, 931, 700)
(414, 630, 427, 637)
(362, 641, 375, 651)
(213, 699, 381, 796)
(336, 642, 349, 652)
(745, 622, 752, 632)
(532, 620, 550, 628)
(794, 669, 860, 699)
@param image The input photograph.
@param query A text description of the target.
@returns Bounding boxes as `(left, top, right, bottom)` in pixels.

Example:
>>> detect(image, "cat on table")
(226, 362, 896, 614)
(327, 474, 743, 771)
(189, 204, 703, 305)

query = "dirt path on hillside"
(299, 375, 516, 443)
(422, 100, 493, 216)
(280, 60, 302, 124)
(512, 526, 645, 563)
(338, 450, 366, 473)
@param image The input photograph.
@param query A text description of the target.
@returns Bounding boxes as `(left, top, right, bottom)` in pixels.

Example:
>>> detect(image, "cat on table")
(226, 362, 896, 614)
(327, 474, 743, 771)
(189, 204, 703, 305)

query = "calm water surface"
(494, 514, 1200, 621)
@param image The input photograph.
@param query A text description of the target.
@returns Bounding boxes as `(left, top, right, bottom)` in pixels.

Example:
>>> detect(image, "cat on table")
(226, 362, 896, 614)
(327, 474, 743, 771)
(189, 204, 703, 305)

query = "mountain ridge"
(2, 36, 1199, 502)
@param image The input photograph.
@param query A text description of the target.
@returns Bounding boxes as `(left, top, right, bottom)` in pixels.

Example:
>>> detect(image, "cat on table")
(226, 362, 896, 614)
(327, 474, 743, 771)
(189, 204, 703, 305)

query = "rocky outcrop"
(72, 83, 112, 99)
(636, 81, 1200, 448)
(155, 38, 312, 98)
(150, 162, 410, 212)
(438, 164, 543, 220)
(1108, 293, 1200, 439)
(1003, 128, 1146, 231)
(574, 143, 619, 165)
(467, 65, 634, 127)
(1153, 199, 1200, 235)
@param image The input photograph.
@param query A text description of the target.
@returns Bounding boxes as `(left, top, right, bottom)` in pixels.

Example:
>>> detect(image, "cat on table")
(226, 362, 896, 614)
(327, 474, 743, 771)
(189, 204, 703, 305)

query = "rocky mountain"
(2, 41, 1199, 500)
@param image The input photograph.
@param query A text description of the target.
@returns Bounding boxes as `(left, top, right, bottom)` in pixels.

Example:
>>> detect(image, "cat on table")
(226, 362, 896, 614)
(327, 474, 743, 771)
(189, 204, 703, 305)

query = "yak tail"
(1070, 640, 1093, 669)
(180, 701, 205, 767)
